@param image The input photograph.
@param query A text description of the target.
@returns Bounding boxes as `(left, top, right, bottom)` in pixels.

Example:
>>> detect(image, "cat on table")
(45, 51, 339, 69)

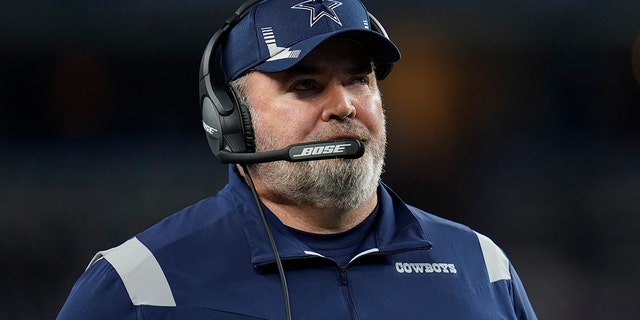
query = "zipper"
(339, 249, 382, 319)
(339, 265, 359, 319)
(303, 249, 384, 319)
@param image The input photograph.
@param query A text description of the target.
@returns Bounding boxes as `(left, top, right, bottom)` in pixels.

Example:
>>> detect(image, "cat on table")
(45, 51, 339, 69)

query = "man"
(58, 0, 537, 319)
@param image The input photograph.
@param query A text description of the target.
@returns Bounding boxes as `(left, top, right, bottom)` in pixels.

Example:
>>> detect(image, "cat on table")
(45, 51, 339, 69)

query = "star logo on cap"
(292, 0, 343, 27)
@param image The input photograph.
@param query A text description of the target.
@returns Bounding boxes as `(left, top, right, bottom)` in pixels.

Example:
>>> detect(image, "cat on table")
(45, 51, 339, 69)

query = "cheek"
(253, 101, 316, 145)
(358, 96, 385, 134)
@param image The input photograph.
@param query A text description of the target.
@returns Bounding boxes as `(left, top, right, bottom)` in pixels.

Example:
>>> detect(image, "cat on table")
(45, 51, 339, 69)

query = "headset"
(198, 0, 394, 164)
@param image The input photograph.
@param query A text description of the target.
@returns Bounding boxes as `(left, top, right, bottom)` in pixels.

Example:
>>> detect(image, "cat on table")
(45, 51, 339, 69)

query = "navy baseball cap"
(221, 0, 401, 83)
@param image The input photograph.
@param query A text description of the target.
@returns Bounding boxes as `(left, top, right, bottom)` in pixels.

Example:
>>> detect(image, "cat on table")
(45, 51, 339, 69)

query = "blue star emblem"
(292, 0, 343, 27)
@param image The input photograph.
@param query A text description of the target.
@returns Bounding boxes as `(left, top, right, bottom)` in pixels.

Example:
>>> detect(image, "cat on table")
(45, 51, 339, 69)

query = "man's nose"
(321, 83, 357, 121)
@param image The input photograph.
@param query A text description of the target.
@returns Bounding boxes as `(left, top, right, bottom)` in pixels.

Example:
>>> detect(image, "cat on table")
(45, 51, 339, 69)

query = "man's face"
(243, 38, 387, 210)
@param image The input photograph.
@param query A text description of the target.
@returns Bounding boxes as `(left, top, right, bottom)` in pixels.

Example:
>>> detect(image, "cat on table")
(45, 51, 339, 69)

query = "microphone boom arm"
(217, 139, 365, 164)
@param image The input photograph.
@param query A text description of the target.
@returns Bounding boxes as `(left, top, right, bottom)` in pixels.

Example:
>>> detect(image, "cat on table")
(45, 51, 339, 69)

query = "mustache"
(306, 120, 372, 143)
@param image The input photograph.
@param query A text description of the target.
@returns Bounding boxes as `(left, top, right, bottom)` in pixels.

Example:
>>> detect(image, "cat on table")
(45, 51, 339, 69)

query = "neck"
(261, 191, 378, 234)
(238, 164, 378, 234)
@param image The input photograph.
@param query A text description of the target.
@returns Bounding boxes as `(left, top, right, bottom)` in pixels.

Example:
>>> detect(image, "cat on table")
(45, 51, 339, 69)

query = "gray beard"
(250, 118, 386, 210)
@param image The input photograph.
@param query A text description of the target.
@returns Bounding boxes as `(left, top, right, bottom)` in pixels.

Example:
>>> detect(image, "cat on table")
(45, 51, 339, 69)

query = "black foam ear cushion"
(238, 102, 255, 153)
(228, 85, 255, 153)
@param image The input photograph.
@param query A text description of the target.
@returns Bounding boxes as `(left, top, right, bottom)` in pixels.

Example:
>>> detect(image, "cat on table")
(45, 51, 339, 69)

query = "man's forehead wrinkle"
(284, 60, 373, 78)
(286, 64, 321, 77)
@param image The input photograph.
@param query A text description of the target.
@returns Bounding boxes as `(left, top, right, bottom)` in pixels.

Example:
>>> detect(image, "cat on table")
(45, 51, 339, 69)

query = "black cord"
(240, 164, 292, 320)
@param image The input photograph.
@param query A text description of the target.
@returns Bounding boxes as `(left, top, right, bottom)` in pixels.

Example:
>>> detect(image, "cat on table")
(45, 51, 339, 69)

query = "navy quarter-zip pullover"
(58, 166, 537, 319)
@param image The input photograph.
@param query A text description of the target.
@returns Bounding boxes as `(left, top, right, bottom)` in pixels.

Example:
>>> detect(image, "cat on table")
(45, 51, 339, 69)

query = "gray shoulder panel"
(89, 237, 177, 307)
(474, 232, 511, 283)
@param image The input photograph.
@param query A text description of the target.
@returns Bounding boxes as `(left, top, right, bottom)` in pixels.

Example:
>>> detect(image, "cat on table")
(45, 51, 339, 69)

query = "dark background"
(2, 1, 639, 319)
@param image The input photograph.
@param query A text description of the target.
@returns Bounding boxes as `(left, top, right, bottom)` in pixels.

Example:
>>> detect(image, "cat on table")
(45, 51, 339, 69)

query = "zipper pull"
(339, 266, 348, 285)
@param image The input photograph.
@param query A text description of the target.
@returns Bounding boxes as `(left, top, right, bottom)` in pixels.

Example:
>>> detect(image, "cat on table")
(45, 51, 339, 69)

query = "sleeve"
(509, 264, 538, 320)
(56, 257, 138, 320)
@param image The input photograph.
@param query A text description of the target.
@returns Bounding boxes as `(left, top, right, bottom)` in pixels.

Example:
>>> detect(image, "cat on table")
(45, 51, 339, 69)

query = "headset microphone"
(217, 139, 365, 164)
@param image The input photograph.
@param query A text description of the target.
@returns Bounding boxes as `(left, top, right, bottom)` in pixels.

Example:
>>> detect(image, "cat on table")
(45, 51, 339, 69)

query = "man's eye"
(293, 79, 317, 91)
(355, 77, 367, 85)
(351, 76, 369, 86)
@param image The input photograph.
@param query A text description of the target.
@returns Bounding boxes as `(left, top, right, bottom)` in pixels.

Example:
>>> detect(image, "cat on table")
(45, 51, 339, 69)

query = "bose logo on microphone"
(291, 143, 351, 158)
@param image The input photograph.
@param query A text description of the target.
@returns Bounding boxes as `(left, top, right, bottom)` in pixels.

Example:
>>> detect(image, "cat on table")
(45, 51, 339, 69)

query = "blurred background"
(1, 0, 639, 319)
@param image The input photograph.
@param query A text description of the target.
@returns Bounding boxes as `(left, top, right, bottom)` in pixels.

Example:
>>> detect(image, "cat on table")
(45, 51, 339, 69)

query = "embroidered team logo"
(292, 0, 343, 27)
(260, 1, 346, 61)
(395, 262, 458, 274)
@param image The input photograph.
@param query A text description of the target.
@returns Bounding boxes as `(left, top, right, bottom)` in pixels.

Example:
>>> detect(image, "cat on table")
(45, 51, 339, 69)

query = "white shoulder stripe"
(474, 232, 511, 283)
(90, 237, 176, 307)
